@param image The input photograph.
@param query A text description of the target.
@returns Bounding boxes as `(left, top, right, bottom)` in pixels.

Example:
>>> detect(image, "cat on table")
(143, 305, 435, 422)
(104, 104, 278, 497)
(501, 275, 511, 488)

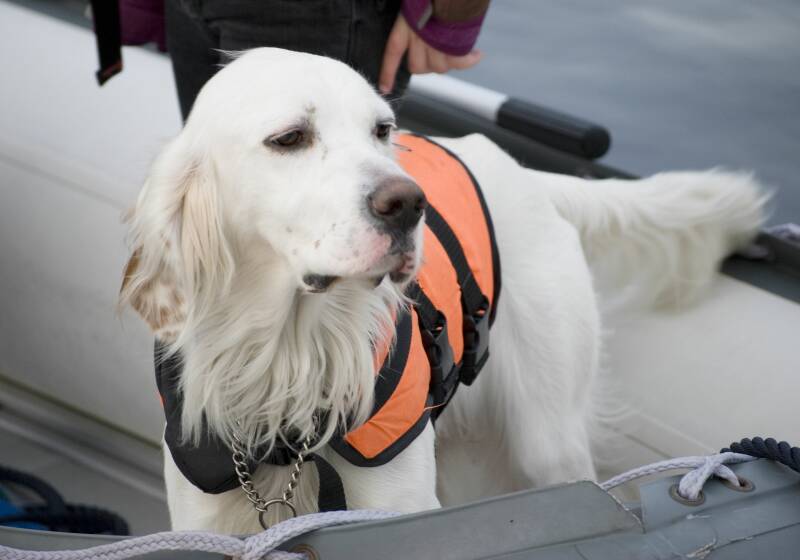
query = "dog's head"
(122, 48, 425, 337)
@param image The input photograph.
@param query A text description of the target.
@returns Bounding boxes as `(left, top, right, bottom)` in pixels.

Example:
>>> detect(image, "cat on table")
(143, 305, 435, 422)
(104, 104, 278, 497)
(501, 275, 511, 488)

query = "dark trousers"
(165, 0, 410, 121)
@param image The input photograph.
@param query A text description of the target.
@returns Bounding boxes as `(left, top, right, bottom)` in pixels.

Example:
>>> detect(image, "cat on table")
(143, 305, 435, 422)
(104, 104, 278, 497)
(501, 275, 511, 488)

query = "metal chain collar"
(231, 426, 312, 529)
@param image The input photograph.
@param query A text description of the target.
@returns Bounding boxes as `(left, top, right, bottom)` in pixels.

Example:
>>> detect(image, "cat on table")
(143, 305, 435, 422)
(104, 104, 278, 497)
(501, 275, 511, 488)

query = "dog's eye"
(269, 129, 305, 148)
(375, 123, 394, 141)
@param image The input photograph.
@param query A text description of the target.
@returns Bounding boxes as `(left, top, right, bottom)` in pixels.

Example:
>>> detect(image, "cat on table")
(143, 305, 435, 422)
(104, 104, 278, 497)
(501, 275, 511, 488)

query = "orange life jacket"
(156, 133, 500, 494)
(329, 133, 500, 465)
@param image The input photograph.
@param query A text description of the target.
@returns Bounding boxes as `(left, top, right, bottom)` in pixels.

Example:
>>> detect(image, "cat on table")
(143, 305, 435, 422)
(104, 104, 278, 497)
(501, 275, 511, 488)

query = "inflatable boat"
(1, 1, 798, 558)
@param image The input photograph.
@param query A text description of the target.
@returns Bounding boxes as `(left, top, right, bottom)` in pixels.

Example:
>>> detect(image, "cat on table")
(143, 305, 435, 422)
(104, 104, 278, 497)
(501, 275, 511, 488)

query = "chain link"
(231, 423, 312, 528)
(282, 436, 311, 503)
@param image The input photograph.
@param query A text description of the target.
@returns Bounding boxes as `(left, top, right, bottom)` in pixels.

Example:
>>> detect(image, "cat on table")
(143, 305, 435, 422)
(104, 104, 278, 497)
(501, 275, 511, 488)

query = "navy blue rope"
(0, 465, 129, 535)
(721, 437, 800, 474)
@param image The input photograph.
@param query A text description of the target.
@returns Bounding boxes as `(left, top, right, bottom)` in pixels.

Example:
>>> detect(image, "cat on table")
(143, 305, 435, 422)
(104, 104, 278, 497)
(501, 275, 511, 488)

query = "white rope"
(600, 452, 755, 499)
(0, 510, 400, 560)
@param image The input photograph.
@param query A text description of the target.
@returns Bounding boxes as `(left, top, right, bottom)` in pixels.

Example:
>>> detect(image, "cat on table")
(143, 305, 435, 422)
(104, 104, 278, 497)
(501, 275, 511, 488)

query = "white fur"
(121, 48, 766, 532)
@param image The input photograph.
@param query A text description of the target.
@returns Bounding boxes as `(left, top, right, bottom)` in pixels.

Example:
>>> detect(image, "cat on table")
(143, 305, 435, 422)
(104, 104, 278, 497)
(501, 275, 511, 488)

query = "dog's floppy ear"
(120, 133, 233, 341)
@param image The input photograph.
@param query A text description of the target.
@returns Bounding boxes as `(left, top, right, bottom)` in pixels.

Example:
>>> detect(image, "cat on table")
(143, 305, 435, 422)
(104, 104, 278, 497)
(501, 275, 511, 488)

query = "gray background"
(459, 0, 800, 226)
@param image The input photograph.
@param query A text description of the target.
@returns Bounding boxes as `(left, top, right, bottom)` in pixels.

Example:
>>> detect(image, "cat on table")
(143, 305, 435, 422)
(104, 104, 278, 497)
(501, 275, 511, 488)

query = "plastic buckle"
(460, 301, 490, 386)
(421, 313, 457, 406)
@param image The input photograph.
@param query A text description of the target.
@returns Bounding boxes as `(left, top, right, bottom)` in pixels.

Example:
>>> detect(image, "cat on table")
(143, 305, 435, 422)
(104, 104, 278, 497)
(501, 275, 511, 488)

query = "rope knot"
(600, 451, 756, 497)
(677, 452, 748, 500)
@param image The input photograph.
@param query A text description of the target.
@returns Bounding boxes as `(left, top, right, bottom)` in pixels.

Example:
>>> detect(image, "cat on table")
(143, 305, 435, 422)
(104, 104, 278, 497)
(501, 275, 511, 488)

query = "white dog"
(121, 48, 765, 533)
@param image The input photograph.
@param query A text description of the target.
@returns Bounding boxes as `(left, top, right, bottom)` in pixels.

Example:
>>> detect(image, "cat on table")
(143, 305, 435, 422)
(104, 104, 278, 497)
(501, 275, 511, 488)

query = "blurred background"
(462, 0, 800, 226)
(0, 0, 798, 537)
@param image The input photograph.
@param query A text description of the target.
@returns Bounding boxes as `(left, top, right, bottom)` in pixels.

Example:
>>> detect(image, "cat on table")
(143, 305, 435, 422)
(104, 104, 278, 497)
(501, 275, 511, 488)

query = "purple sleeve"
(401, 0, 486, 56)
(119, 0, 167, 52)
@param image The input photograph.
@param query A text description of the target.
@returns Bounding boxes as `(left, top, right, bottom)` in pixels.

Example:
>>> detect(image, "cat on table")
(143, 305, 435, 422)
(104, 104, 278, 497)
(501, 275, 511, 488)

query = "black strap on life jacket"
(410, 213, 490, 420)
(409, 146, 500, 419)
(408, 284, 457, 418)
(422, 204, 491, 386)
(155, 342, 346, 511)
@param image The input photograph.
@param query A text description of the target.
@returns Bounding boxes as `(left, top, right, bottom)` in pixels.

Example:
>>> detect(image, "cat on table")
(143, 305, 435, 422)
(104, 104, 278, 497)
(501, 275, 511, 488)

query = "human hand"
(379, 14, 482, 94)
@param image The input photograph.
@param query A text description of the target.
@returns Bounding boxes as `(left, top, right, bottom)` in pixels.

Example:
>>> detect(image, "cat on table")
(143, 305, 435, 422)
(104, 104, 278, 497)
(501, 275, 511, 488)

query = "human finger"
(379, 16, 411, 93)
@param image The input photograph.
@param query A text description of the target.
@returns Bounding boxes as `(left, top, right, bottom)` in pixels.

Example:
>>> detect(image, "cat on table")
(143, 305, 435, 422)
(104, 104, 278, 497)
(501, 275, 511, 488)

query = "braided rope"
(600, 452, 755, 498)
(722, 437, 800, 474)
(0, 510, 400, 560)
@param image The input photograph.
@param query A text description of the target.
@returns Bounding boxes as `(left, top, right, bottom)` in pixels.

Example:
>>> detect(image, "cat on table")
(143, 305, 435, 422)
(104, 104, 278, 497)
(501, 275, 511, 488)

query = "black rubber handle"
(497, 98, 611, 160)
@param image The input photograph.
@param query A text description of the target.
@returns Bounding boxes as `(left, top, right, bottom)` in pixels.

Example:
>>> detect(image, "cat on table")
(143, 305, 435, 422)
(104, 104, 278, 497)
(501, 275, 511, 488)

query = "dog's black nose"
(367, 177, 427, 232)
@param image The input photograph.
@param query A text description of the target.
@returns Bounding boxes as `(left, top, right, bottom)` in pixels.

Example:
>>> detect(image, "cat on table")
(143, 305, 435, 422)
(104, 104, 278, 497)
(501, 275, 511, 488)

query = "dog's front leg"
(325, 422, 440, 512)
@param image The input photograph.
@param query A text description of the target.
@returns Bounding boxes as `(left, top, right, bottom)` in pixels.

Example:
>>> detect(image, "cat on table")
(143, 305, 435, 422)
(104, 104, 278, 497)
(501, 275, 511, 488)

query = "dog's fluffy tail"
(543, 170, 768, 308)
